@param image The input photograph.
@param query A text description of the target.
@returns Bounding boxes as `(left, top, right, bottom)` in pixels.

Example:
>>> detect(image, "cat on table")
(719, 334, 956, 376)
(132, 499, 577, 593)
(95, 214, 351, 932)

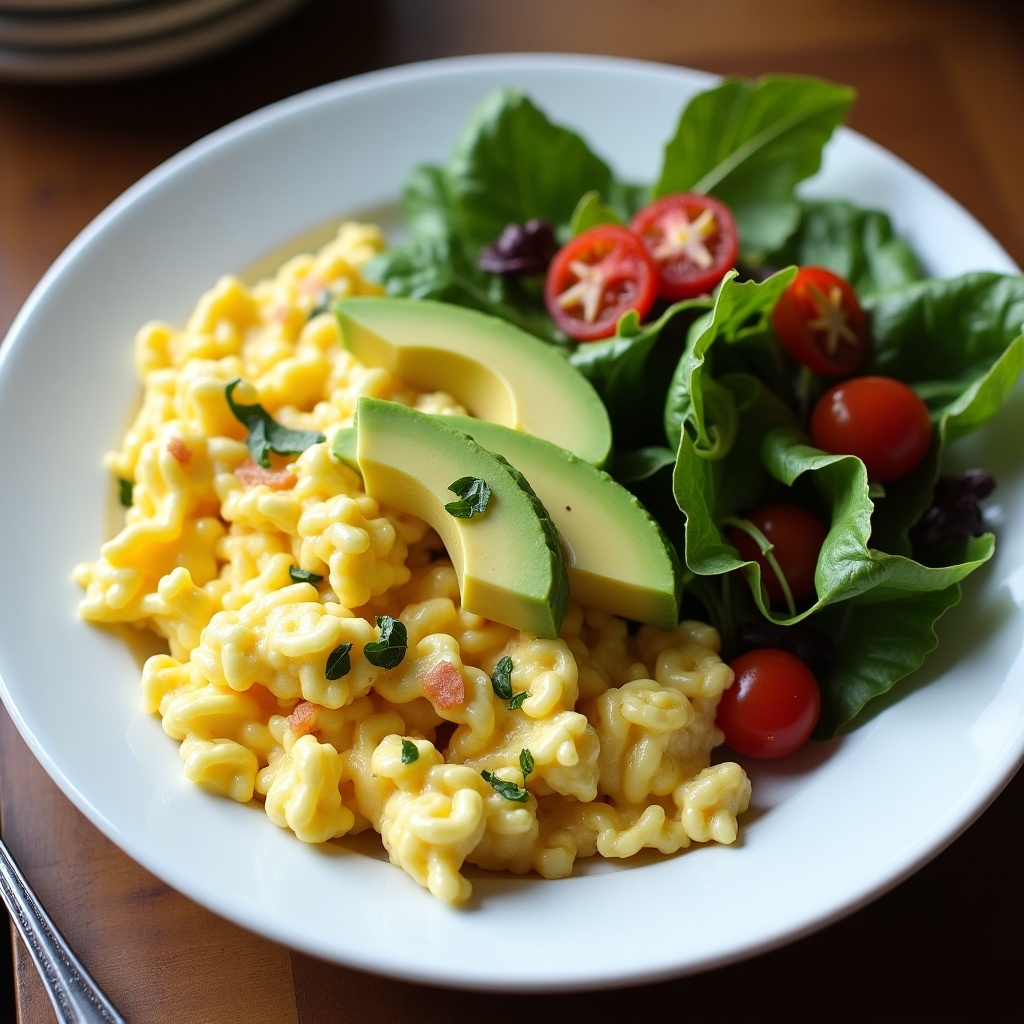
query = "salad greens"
(366, 73, 1024, 738)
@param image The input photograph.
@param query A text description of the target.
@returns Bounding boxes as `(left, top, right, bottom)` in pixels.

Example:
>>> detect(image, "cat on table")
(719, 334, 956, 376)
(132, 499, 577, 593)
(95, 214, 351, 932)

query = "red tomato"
(728, 503, 828, 608)
(717, 648, 821, 759)
(629, 192, 739, 301)
(544, 224, 658, 340)
(771, 266, 869, 376)
(810, 375, 933, 484)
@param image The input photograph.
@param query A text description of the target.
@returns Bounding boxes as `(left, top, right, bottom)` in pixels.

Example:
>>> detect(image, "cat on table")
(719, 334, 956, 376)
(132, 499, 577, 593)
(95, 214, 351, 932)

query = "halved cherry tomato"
(729, 503, 828, 608)
(810, 375, 933, 484)
(717, 648, 821, 759)
(544, 224, 657, 341)
(771, 266, 869, 376)
(629, 192, 739, 301)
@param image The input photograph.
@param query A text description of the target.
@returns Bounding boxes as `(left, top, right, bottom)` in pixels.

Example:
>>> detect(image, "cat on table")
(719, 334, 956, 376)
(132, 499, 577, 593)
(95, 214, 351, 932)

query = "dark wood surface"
(2, 2, 1022, 1020)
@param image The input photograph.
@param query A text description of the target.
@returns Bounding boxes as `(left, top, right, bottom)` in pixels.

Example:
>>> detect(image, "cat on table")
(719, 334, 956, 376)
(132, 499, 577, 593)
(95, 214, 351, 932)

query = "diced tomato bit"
(234, 458, 297, 490)
(422, 661, 466, 710)
(167, 437, 193, 464)
(299, 274, 327, 296)
(288, 700, 318, 736)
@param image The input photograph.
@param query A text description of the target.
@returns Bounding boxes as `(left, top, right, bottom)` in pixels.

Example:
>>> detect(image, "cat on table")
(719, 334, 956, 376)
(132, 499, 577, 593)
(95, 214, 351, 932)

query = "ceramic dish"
(0, 54, 1021, 991)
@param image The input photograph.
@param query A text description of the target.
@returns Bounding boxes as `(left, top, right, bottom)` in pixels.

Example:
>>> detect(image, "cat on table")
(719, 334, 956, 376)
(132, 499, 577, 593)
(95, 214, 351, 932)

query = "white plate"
(0, 54, 1022, 991)
(0, 0, 306, 81)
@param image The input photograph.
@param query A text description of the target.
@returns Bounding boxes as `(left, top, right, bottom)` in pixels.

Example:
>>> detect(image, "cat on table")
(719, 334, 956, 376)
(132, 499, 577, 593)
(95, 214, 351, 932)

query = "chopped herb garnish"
(481, 747, 534, 802)
(307, 289, 333, 320)
(325, 642, 353, 680)
(289, 566, 324, 585)
(507, 690, 530, 710)
(117, 477, 133, 508)
(363, 615, 408, 669)
(444, 476, 491, 518)
(400, 738, 419, 764)
(224, 378, 325, 468)
(489, 655, 530, 710)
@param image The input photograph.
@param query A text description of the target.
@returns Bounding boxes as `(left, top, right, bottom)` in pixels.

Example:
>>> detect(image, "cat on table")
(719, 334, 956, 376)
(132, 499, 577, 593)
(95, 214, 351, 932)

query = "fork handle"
(0, 836, 127, 1023)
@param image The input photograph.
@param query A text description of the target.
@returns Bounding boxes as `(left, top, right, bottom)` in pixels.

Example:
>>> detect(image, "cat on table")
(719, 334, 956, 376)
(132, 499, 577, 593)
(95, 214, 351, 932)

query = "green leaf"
(224, 379, 325, 468)
(569, 297, 710, 450)
(764, 199, 925, 296)
(445, 88, 616, 251)
(363, 615, 408, 670)
(490, 655, 529, 710)
(481, 769, 530, 803)
(813, 585, 963, 735)
(481, 748, 534, 802)
(400, 738, 419, 764)
(568, 189, 625, 235)
(490, 655, 514, 700)
(366, 230, 563, 344)
(289, 566, 324, 585)
(117, 477, 133, 508)
(663, 269, 797, 453)
(507, 691, 530, 711)
(655, 75, 855, 254)
(445, 476, 491, 518)
(864, 273, 1024, 441)
(325, 642, 353, 681)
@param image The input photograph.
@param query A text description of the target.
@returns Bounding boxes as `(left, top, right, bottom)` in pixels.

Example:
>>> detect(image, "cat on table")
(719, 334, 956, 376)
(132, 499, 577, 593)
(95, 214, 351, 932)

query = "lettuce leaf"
(668, 271, 1024, 732)
(654, 75, 855, 255)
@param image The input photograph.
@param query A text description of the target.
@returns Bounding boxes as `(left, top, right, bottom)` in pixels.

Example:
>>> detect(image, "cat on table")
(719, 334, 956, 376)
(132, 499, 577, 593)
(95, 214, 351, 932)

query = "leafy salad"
(365, 74, 1024, 743)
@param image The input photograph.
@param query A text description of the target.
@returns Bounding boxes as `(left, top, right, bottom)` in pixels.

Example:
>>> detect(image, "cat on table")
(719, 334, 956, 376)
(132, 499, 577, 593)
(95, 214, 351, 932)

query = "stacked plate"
(0, 0, 310, 82)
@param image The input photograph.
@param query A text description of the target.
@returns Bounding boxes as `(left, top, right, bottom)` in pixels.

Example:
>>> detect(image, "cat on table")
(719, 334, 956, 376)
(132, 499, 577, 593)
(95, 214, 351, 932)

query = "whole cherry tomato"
(729, 503, 829, 608)
(771, 266, 869, 376)
(810, 375, 933, 484)
(717, 648, 821, 759)
(544, 224, 658, 340)
(629, 192, 739, 301)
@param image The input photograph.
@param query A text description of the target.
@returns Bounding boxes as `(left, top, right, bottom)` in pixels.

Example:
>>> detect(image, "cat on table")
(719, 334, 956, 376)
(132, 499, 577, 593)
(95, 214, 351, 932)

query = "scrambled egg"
(74, 223, 750, 904)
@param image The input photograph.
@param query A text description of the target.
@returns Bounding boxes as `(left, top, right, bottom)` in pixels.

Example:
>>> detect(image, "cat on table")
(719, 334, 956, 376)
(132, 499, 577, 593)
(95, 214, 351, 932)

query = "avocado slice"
(353, 397, 569, 638)
(442, 417, 682, 630)
(333, 417, 682, 630)
(334, 296, 612, 467)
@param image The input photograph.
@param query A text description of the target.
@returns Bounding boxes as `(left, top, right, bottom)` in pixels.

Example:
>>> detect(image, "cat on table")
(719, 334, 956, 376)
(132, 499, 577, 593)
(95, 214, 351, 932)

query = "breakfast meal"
(73, 73, 1024, 904)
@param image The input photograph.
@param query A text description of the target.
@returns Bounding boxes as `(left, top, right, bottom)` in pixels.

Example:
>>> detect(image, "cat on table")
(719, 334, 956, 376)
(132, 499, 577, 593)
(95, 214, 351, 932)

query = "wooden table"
(2, 2, 1022, 1020)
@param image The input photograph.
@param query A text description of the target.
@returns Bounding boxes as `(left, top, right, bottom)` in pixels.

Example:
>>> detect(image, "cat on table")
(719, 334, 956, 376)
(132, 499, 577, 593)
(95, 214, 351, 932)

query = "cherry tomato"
(728, 503, 828, 607)
(810, 375, 933, 484)
(629, 192, 739, 301)
(771, 266, 869, 376)
(717, 648, 821, 759)
(544, 224, 658, 340)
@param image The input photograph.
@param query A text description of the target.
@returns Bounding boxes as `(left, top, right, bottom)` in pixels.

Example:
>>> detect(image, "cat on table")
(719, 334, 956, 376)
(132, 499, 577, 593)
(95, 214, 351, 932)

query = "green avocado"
(442, 416, 683, 630)
(353, 397, 569, 639)
(333, 415, 682, 630)
(334, 296, 612, 467)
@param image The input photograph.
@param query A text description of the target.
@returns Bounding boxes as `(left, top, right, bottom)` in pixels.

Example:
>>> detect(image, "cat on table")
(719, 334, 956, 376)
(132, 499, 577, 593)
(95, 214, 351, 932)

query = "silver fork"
(0, 836, 127, 1023)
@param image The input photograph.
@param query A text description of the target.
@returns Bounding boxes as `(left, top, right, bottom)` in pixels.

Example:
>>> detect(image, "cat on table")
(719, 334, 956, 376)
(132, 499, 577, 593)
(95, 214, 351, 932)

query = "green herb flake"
(400, 738, 419, 764)
(363, 615, 408, 669)
(224, 378, 325, 468)
(307, 290, 334, 320)
(444, 476, 491, 518)
(490, 655, 529, 710)
(325, 642, 353, 681)
(289, 566, 324, 586)
(481, 747, 535, 803)
(117, 477, 133, 508)
(481, 769, 530, 803)
(507, 690, 530, 711)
